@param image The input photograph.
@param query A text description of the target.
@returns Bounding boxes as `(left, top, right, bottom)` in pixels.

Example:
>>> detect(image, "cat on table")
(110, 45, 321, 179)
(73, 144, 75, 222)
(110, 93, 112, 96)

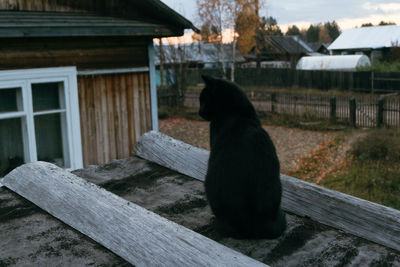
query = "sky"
(160, 0, 400, 35)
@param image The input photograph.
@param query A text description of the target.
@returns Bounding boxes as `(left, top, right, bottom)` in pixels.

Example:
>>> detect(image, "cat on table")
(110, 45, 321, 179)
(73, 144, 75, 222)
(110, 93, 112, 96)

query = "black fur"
(199, 74, 286, 239)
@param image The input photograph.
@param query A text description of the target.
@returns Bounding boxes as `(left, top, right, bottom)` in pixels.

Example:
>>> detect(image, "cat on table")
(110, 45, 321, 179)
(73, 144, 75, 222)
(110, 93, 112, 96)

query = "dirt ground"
(159, 118, 335, 173)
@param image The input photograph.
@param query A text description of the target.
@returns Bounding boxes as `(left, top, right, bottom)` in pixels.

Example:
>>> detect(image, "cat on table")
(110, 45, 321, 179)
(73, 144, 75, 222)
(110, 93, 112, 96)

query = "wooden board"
(2, 162, 267, 267)
(78, 72, 152, 166)
(0, 37, 148, 71)
(133, 131, 400, 252)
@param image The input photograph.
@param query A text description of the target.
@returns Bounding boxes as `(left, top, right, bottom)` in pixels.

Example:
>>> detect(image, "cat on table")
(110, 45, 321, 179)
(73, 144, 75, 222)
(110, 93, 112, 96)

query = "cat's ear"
(201, 74, 216, 85)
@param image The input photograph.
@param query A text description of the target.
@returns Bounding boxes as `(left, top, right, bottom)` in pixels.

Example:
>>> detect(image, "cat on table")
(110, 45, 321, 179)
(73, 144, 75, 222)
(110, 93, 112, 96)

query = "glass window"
(0, 67, 82, 172)
(0, 87, 22, 113)
(32, 82, 63, 112)
(34, 113, 69, 168)
(0, 118, 25, 176)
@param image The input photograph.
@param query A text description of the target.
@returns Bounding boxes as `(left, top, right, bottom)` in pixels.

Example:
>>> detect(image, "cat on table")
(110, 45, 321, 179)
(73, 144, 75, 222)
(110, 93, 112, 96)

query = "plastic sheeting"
(296, 55, 371, 71)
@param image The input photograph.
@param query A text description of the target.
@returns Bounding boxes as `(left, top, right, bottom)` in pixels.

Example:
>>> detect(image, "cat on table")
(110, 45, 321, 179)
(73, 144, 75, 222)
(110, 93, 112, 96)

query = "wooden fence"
(183, 68, 400, 93)
(182, 90, 400, 128)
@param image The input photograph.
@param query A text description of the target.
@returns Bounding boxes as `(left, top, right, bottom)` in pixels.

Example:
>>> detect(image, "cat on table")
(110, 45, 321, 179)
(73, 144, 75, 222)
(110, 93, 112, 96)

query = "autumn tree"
(197, 0, 266, 81)
(197, 0, 227, 77)
(235, 0, 263, 54)
(318, 26, 331, 43)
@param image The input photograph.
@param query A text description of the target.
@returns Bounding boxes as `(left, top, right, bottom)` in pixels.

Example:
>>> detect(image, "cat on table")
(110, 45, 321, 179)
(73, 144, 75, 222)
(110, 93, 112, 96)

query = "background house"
(329, 25, 400, 61)
(245, 35, 314, 68)
(155, 42, 245, 85)
(0, 0, 196, 176)
(307, 42, 330, 55)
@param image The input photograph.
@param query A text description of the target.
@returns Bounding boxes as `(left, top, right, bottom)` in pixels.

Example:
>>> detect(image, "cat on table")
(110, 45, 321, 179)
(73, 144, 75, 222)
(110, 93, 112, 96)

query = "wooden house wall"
(78, 72, 152, 166)
(0, 37, 149, 71)
(0, 0, 149, 20)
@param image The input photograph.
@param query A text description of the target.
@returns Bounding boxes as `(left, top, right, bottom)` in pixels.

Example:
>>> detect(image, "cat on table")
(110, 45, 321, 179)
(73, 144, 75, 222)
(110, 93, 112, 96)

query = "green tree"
(286, 25, 300, 36)
(379, 21, 396, 26)
(361, 22, 373, 27)
(324, 21, 340, 41)
(306, 24, 321, 42)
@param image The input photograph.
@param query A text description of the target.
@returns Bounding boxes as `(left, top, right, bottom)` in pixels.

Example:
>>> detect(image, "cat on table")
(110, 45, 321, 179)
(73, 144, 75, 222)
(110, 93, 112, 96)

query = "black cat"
(199, 74, 286, 239)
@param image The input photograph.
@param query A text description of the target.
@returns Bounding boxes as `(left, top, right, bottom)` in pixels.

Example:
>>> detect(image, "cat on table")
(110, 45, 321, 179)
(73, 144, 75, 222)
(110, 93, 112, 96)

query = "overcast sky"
(160, 0, 400, 31)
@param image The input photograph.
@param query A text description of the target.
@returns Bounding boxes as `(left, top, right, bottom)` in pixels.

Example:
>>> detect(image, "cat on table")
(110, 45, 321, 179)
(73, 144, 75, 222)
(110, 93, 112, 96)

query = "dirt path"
(159, 118, 335, 173)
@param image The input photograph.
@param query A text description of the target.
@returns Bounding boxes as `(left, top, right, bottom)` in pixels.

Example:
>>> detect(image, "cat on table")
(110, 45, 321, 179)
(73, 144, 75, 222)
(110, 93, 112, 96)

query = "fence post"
(349, 97, 356, 127)
(330, 96, 337, 123)
(271, 92, 277, 113)
(371, 71, 374, 94)
(377, 96, 385, 127)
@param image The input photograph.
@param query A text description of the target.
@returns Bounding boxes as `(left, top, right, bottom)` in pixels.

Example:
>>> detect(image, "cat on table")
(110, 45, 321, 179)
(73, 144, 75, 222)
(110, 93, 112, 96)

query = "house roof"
(0, 11, 186, 38)
(307, 42, 329, 52)
(262, 35, 313, 55)
(0, 0, 198, 38)
(155, 42, 246, 65)
(329, 25, 400, 50)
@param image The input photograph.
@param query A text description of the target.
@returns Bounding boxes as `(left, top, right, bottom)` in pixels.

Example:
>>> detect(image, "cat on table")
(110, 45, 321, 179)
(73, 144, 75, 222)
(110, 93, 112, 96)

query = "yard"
(159, 113, 400, 210)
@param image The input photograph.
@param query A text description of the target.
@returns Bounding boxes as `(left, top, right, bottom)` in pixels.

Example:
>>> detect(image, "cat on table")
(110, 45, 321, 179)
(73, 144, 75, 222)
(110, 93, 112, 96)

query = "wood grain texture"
(78, 73, 152, 166)
(133, 131, 400, 252)
(0, 37, 148, 71)
(2, 162, 267, 267)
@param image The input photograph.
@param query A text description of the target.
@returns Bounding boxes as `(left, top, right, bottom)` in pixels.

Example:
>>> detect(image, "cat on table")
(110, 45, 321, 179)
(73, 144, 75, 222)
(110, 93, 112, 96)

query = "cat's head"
(199, 74, 218, 121)
(199, 74, 254, 121)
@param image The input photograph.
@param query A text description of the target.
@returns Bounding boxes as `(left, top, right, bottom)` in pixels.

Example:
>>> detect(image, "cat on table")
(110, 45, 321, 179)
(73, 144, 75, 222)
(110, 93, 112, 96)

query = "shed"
(246, 35, 313, 67)
(328, 25, 400, 61)
(296, 55, 371, 71)
(0, 0, 197, 176)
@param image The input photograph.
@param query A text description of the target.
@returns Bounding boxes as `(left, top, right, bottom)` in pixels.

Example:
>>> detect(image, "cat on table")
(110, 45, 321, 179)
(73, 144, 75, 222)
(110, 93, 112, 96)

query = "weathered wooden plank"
(106, 76, 117, 161)
(132, 73, 141, 141)
(93, 75, 105, 164)
(77, 77, 89, 166)
(133, 131, 400, 252)
(2, 162, 267, 267)
(99, 76, 110, 163)
(119, 74, 130, 158)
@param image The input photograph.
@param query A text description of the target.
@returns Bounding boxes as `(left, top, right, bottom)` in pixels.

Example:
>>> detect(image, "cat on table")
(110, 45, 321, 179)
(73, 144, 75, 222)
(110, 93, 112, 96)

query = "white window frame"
(0, 67, 83, 170)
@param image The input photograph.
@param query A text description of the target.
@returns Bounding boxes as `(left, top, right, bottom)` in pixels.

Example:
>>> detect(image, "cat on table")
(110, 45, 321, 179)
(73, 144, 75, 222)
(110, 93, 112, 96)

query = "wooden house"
(0, 0, 197, 175)
(329, 25, 400, 61)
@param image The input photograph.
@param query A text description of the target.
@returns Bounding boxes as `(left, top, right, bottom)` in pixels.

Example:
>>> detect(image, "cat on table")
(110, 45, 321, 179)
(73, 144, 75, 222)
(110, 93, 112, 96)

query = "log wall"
(78, 72, 152, 166)
(0, 37, 149, 71)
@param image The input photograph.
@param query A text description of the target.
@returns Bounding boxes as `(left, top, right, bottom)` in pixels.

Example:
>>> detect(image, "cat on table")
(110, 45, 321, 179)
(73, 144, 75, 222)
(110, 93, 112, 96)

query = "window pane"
(0, 88, 21, 113)
(0, 118, 25, 177)
(32, 82, 63, 112)
(34, 113, 69, 168)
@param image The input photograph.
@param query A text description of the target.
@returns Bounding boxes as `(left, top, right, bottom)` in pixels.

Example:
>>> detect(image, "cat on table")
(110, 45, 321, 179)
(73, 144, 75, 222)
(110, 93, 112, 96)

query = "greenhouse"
(296, 55, 371, 71)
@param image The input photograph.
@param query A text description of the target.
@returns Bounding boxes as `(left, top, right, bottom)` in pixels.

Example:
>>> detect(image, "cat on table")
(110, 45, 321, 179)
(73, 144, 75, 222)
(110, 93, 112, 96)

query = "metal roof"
(263, 35, 313, 55)
(155, 42, 246, 65)
(329, 25, 400, 50)
(296, 55, 371, 70)
(0, 11, 184, 38)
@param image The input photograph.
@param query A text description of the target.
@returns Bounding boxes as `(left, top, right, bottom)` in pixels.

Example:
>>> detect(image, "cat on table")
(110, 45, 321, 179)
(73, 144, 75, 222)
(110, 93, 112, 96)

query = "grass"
(291, 128, 400, 210)
(257, 111, 349, 132)
(158, 106, 203, 121)
(357, 61, 400, 72)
